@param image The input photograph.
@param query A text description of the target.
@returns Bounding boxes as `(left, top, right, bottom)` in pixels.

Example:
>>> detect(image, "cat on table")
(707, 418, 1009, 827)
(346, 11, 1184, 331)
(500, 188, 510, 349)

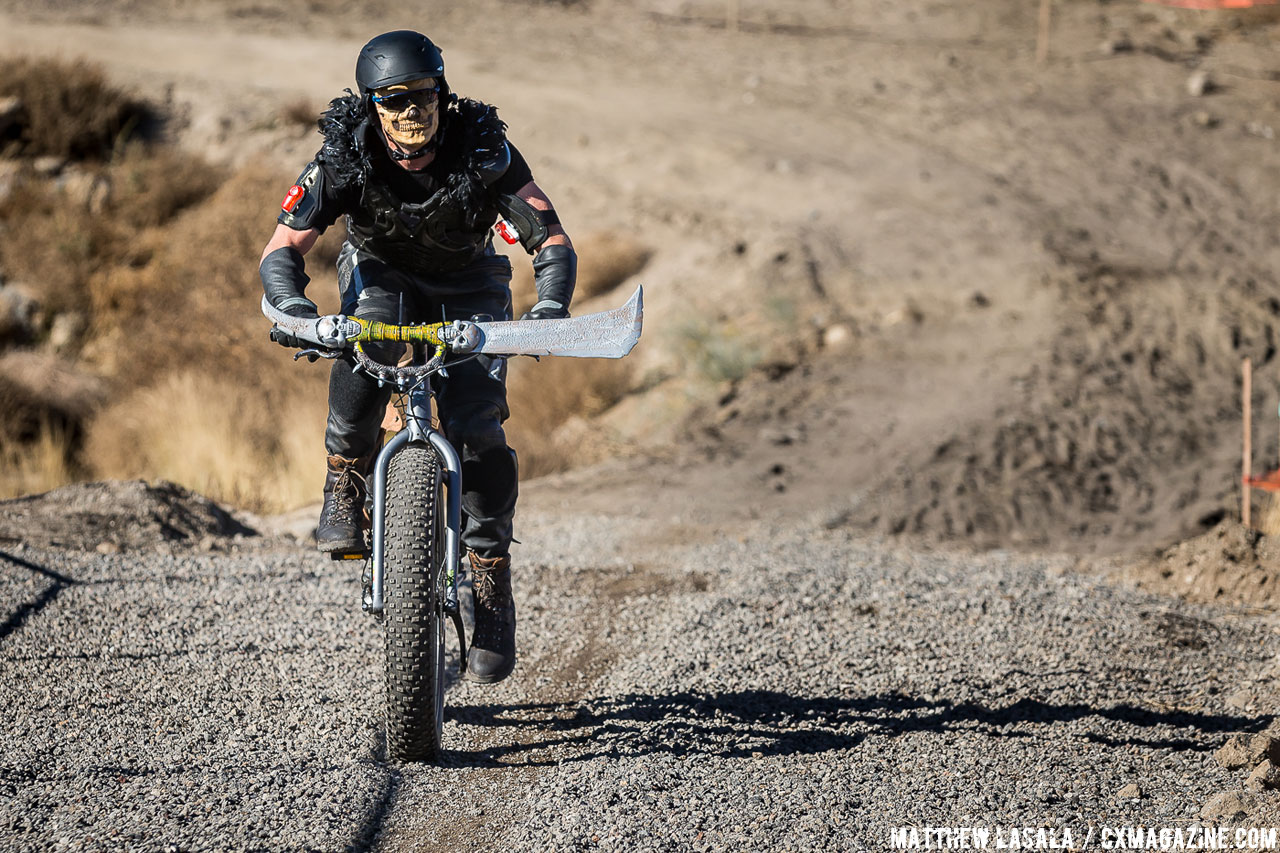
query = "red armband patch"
(281, 185, 305, 213)
(495, 219, 520, 245)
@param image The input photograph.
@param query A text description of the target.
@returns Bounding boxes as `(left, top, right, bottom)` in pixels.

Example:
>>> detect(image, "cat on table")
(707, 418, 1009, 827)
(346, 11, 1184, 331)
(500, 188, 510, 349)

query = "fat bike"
(263, 287, 642, 761)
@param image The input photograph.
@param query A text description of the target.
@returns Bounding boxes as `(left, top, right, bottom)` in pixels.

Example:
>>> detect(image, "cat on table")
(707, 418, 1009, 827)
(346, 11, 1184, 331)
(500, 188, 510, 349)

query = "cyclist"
(258, 30, 576, 685)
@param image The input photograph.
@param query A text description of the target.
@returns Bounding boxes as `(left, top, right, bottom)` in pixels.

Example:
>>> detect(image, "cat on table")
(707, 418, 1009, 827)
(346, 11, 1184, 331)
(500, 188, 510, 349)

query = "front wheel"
(383, 442, 446, 761)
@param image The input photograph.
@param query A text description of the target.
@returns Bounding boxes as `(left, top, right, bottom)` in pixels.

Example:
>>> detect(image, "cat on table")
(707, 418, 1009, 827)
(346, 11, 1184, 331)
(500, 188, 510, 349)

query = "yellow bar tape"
(349, 317, 447, 347)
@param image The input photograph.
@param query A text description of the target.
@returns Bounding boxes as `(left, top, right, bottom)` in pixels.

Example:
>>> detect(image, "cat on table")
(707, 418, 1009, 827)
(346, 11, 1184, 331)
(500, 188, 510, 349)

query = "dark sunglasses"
(372, 85, 441, 112)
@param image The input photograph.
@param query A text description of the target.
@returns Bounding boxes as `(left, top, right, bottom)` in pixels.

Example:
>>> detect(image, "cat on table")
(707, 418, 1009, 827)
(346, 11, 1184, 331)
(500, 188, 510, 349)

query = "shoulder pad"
(277, 161, 325, 230)
(475, 141, 512, 187)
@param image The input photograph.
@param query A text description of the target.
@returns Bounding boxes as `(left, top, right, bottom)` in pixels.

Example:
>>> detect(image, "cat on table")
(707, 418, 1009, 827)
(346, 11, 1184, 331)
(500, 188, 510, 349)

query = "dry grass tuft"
(0, 140, 331, 510)
(84, 371, 329, 513)
(73, 161, 338, 512)
(0, 349, 101, 499)
(0, 419, 79, 500)
(575, 230, 651, 301)
(280, 98, 320, 130)
(504, 354, 634, 478)
(0, 57, 150, 160)
(0, 144, 224, 313)
(0, 179, 112, 313)
(108, 143, 226, 228)
(78, 162, 281, 378)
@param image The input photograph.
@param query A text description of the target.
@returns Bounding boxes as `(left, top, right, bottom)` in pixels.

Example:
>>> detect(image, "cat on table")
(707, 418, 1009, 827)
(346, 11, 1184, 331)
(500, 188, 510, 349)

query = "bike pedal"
(330, 550, 370, 561)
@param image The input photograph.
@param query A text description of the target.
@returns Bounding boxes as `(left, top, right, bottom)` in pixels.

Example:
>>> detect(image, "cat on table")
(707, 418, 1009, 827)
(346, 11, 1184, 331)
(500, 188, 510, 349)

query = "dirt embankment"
(635, 1, 1280, 576)
(0, 49, 649, 510)
(1126, 521, 1280, 609)
(0, 480, 254, 553)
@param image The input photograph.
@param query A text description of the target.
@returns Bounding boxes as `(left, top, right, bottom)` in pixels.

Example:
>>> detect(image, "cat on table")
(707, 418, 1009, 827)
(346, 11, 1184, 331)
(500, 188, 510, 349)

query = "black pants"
(326, 243, 518, 560)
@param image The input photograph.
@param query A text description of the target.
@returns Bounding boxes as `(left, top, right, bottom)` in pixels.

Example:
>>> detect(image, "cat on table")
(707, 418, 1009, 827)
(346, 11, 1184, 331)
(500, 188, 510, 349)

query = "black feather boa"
(316, 91, 509, 226)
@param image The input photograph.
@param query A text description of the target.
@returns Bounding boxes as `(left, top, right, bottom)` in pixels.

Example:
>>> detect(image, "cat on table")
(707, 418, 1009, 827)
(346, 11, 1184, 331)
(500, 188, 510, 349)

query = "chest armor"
(345, 114, 513, 274)
(347, 178, 497, 273)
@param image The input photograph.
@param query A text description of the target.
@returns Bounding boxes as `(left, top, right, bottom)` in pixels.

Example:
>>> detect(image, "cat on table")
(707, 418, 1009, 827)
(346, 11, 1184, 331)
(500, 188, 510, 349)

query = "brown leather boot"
(316, 453, 370, 553)
(466, 551, 516, 684)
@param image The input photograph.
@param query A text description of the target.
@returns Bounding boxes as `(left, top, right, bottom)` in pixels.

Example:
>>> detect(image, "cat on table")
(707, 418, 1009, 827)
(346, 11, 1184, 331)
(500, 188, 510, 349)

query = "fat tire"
(383, 442, 446, 762)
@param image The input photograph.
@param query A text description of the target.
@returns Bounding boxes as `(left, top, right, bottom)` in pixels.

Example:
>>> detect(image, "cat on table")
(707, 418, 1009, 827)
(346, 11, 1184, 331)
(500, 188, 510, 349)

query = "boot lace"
(328, 466, 364, 525)
(472, 564, 499, 606)
(468, 555, 513, 654)
(471, 564, 509, 646)
(470, 556, 512, 614)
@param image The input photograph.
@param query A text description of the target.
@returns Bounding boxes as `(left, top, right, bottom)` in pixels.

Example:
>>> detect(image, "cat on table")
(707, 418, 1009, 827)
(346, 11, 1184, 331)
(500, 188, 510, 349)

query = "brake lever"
(294, 348, 343, 362)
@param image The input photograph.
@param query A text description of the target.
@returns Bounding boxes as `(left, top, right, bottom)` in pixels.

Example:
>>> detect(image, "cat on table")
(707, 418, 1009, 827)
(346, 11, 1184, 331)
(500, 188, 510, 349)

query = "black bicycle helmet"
(355, 30, 447, 95)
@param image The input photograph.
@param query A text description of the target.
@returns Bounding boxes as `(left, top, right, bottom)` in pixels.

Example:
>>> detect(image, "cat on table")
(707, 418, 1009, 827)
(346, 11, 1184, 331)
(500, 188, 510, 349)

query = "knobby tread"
(383, 443, 446, 762)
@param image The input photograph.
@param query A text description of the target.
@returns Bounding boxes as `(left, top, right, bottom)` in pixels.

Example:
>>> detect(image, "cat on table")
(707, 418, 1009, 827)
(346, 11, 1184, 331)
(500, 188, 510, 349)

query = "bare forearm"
(260, 223, 319, 264)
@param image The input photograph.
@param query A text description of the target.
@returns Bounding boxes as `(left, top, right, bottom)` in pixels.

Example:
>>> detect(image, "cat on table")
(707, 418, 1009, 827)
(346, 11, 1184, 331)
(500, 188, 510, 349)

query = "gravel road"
(3, 491, 1279, 851)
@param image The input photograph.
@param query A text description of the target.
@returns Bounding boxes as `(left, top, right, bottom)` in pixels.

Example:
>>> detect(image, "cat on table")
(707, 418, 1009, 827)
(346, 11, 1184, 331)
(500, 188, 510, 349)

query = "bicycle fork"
(365, 388, 469, 662)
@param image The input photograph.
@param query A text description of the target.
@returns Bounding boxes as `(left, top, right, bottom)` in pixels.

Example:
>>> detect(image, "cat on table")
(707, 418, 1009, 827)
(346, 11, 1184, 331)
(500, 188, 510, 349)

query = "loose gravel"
(3, 499, 1280, 852)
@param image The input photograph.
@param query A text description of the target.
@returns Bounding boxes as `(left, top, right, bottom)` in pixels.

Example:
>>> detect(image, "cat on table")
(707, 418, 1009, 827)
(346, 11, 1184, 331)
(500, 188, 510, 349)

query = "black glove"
(520, 304, 569, 321)
(520, 244, 576, 321)
(268, 300, 319, 349)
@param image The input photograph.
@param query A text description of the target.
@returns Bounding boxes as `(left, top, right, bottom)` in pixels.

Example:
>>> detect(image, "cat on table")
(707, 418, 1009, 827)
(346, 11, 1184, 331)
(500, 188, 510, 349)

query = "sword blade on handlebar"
(260, 296, 361, 349)
(462, 286, 644, 359)
(262, 285, 644, 358)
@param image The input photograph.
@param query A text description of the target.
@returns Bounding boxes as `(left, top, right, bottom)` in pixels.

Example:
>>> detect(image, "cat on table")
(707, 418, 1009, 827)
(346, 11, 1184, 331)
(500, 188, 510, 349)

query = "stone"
(822, 324, 853, 350)
(1246, 759, 1280, 793)
(1187, 70, 1213, 98)
(0, 96, 21, 137)
(95, 541, 120, 555)
(1200, 791, 1254, 822)
(47, 312, 87, 353)
(1116, 783, 1141, 799)
(884, 303, 924, 326)
(59, 169, 111, 213)
(1225, 687, 1256, 711)
(1227, 732, 1280, 769)
(1216, 734, 1253, 769)
(1245, 122, 1275, 141)
(1100, 34, 1133, 55)
(32, 155, 66, 177)
(0, 283, 40, 343)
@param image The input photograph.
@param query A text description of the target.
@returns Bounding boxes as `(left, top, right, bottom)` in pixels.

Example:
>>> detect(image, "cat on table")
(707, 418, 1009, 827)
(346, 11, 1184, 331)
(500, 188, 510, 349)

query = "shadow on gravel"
(0, 549, 78, 644)
(446, 690, 1271, 767)
(349, 730, 401, 853)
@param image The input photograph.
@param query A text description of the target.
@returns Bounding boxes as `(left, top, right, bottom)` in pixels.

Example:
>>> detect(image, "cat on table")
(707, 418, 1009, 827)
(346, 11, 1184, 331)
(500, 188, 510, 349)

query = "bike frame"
(367, 380, 463, 617)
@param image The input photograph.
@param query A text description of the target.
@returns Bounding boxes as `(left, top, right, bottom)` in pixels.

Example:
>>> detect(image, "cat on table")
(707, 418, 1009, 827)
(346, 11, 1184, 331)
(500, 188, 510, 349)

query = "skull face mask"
(372, 77, 441, 154)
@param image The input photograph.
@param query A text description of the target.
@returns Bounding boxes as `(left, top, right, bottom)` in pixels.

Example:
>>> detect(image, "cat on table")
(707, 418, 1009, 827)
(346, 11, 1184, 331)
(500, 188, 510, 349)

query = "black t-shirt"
(279, 130, 535, 234)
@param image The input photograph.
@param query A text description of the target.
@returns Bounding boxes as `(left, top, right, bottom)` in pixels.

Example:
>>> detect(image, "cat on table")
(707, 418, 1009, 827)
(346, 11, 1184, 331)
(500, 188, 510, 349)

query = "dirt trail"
(4, 486, 1280, 850)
